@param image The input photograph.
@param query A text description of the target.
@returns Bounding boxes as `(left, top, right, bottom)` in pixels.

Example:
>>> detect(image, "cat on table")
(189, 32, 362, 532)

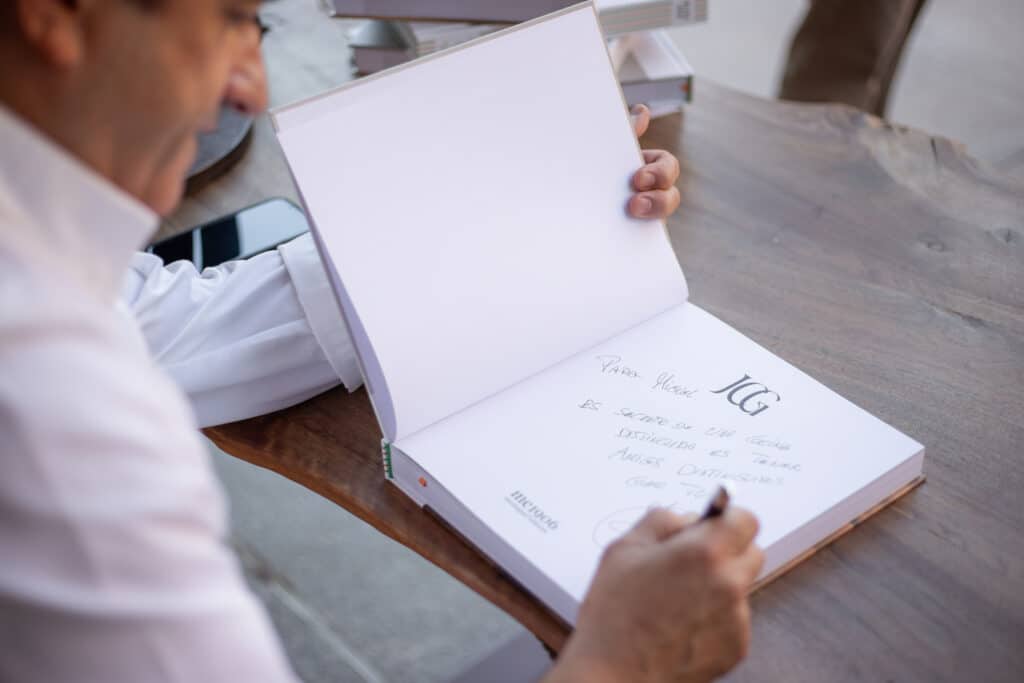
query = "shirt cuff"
(279, 233, 363, 391)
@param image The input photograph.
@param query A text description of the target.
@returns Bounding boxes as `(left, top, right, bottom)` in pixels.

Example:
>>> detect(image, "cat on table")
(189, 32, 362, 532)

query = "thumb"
(630, 103, 651, 137)
(627, 507, 695, 543)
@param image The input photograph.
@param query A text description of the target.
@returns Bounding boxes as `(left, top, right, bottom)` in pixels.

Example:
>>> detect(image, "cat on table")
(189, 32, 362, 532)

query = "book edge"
(750, 474, 926, 592)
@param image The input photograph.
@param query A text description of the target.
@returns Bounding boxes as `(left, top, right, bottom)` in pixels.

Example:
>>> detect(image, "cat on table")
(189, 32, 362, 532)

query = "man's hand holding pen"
(545, 486, 763, 683)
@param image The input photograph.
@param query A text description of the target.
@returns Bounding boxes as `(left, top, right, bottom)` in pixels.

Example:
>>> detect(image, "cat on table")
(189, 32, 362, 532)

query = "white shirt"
(0, 106, 331, 681)
(124, 230, 362, 428)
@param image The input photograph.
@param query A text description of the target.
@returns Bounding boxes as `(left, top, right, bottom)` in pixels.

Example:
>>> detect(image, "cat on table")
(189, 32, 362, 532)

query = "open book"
(273, 3, 924, 626)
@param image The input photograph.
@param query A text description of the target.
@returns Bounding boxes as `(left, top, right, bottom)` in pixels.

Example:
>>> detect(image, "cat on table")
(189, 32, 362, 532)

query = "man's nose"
(224, 52, 269, 116)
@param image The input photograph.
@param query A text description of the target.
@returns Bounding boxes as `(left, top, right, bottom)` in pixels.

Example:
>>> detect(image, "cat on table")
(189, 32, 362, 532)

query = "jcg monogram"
(710, 374, 781, 417)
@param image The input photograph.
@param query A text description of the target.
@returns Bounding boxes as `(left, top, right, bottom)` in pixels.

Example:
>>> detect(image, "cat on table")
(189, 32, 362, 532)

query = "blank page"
(275, 4, 688, 440)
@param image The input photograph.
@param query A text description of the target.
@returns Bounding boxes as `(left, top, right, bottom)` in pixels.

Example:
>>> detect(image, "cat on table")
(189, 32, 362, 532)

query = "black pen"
(700, 484, 732, 520)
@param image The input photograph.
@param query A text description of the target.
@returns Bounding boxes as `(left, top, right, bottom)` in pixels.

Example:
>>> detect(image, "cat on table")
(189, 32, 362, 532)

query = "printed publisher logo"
(505, 490, 559, 533)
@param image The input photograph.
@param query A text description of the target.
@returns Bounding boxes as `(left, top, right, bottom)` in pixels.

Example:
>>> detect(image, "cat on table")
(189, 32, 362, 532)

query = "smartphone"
(150, 197, 310, 269)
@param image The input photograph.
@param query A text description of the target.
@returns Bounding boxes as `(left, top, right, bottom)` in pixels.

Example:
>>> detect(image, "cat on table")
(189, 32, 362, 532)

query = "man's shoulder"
(0, 246, 205, 472)
(0, 242, 227, 544)
(0, 247, 123, 369)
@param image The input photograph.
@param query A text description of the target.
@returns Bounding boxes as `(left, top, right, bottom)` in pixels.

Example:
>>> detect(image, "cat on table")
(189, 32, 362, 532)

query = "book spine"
(382, 439, 395, 479)
(674, 0, 708, 24)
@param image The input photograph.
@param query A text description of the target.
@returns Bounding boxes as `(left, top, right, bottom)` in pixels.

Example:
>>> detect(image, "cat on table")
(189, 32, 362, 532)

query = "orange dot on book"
(418, 477, 428, 488)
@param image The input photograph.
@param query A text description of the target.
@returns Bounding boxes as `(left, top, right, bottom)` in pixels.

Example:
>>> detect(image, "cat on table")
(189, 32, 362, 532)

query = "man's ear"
(14, 0, 88, 69)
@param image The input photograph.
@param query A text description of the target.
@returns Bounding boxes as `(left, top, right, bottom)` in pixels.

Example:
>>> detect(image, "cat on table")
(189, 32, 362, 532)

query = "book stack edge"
(342, 1, 703, 115)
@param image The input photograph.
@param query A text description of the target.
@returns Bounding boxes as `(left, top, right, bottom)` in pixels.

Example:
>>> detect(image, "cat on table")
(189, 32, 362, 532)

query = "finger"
(678, 511, 700, 526)
(630, 104, 650, 137)
(627, 507, 693, 543)
(731, 544, 766, 586)
(684, 602, 753, 679)
(705, 548, 763, 613)
(633, 149, 680, 191)
(706, 507, 761, 556)
(641, 148, 674, 165)
(672, 507, 760, 557)
(628, 186, 680, 219)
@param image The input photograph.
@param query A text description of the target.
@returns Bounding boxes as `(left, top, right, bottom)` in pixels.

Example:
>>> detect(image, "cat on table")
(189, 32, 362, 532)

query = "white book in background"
(610, 30, 693, 114)
(405, 22, 503, 56)
(274, 4, 924, 626)
(324, 0, 708, 35)
(346, 19, 409, 73)
(323, 0, 572, 23)
(599, 0, 707, 34)
(349, 20, 501, 74)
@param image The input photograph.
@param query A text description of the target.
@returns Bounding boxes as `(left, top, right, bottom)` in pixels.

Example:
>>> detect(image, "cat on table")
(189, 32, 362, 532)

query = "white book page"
(397, 303, 923, 612)
(276, 5, 688, 441)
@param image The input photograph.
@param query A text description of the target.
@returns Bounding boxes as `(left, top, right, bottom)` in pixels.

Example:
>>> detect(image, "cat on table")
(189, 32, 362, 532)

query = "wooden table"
(179, 2, 1024, 680)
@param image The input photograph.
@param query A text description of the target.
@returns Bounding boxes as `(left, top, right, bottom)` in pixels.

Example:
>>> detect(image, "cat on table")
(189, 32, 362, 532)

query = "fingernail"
(637, 171, 655, 190)
(636, 196, 653, 215)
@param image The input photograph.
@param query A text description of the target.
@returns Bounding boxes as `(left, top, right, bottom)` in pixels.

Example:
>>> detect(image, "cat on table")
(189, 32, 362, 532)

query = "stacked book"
(348, 20, 502, 74)
(342, 1, 702, 115)
(599, 0, 707, 34)
(609, 30, 693, 112)
(325, 0, 708, 34)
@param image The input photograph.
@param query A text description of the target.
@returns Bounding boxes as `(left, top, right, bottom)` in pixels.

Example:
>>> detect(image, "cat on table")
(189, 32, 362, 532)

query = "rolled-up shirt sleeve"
(121, 233, 362, 428)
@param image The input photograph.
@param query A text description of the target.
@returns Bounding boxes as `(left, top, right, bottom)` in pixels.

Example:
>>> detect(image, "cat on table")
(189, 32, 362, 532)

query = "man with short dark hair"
(0, 2, 762, 681)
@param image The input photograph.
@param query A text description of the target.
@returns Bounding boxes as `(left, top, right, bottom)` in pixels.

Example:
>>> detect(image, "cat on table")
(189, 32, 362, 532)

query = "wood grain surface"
(191, 1, 1024, 680)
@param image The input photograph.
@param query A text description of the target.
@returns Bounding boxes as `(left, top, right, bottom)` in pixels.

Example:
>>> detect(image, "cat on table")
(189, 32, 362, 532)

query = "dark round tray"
(186, 106, 254, 194)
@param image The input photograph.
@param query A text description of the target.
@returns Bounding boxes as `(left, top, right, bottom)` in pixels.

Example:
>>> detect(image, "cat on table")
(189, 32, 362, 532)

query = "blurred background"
(667, 0, 1023, 174)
